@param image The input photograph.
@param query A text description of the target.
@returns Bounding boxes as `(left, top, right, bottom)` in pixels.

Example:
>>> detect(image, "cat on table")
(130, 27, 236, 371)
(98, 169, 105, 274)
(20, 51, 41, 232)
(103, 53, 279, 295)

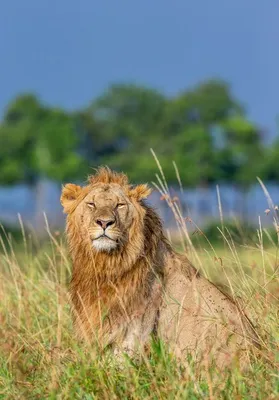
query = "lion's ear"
(60, 183, 82, 214)
(129, 184, 152, 201)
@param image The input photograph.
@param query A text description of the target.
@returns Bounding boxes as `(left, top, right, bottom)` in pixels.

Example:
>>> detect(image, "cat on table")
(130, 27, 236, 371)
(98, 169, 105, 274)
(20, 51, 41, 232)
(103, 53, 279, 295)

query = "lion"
(60, 167, 259, 369)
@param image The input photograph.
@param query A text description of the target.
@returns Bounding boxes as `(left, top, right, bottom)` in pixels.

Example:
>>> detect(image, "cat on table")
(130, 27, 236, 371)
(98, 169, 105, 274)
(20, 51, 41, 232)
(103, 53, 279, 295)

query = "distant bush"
(0, 223, 23, 243)
(0, 223, 36, 252)
(191, 219, 279, 247)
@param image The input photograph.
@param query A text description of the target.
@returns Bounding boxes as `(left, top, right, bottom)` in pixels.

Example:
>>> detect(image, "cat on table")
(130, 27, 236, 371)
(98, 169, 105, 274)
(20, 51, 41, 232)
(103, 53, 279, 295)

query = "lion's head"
(60, 167, 152, 253)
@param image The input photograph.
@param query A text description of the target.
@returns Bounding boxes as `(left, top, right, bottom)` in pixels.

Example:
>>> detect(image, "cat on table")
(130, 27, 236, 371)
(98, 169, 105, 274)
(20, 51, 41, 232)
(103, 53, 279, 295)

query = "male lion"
(60, 167, 259, 369)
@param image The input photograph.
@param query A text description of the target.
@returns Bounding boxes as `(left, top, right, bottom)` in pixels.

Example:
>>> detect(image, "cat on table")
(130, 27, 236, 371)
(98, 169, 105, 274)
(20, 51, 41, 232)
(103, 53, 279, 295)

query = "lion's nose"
(96, 218, 115, 230)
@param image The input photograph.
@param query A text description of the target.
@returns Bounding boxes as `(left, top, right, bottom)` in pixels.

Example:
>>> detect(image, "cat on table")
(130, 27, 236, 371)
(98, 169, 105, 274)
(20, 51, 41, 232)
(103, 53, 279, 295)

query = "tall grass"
(0, 161, 279, 399)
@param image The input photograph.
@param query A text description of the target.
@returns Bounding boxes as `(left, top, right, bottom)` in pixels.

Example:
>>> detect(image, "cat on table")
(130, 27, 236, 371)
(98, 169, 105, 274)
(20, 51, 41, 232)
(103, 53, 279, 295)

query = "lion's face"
(76, 184, 136, 252)
(60, 169, 152, 253)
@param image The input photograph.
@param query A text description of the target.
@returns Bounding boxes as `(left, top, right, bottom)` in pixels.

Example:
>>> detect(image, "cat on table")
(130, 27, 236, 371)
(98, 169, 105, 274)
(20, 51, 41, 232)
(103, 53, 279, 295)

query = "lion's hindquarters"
(158, 270, 254, 368)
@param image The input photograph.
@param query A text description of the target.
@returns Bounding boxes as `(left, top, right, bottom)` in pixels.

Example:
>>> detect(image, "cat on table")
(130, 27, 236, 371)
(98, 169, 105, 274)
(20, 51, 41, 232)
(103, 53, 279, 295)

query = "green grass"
(2, 156, 278, 398)
(0, 223, 278, 399)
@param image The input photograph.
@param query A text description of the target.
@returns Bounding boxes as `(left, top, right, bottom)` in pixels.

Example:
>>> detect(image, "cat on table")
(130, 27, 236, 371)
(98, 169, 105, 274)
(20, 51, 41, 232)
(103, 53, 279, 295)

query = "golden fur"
(61, 167, 259, 368)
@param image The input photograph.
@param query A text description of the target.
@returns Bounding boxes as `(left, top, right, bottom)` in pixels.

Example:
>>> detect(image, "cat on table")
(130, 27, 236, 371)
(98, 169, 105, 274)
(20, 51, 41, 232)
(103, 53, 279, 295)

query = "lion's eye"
(87, 202, 95, 208)
(116, 203, 126, 209)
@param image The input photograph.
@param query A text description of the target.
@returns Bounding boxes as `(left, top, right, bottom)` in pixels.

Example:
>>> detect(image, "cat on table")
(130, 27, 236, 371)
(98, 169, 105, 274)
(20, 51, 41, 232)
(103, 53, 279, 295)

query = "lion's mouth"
(94, 234, 115, 242)
(92, 233, 118, 252)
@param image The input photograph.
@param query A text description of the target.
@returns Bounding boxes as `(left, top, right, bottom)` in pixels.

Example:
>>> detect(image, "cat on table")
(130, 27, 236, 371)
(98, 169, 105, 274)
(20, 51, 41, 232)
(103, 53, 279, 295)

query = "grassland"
(0, 218, 278, 399)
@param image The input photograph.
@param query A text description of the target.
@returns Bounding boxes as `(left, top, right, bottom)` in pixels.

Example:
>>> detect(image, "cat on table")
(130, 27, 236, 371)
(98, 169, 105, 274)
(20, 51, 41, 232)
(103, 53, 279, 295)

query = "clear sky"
(1, 0, 278, 138)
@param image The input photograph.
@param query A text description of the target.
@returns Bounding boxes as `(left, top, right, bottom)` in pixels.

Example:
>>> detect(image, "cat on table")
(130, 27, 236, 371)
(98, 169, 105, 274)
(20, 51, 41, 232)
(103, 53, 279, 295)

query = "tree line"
(0, 79, 278, 191)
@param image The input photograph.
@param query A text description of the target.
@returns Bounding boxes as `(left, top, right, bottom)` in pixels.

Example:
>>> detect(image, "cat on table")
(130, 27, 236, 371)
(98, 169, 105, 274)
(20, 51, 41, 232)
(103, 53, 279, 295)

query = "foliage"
(261, 137, 279, 182)
(0, 79, 274, 187)
(0, 94, 86, 185)
(189, 219, 279, 247)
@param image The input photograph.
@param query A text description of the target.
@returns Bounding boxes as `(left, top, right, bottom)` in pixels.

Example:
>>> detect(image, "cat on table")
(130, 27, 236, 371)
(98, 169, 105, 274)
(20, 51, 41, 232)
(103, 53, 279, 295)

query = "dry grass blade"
(0, 169, 278, 398)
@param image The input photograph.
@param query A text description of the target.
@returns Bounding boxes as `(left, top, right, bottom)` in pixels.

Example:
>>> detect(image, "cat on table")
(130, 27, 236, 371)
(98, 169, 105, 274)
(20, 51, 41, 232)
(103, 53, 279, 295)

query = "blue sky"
(1, 0, 278, 138)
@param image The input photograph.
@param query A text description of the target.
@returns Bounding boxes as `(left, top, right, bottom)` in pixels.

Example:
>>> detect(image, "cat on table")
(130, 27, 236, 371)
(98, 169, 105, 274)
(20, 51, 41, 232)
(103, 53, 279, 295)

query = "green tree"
(92, 83, 166, 137)
(86, 79, 263, 188)
(0, 94, 86, 185)
(0, 94, 86, 231)
(160, 79, 243, 135)
(73, 109, 117, 165)
(89, 83, 167, 181)
(0, 94, 42, 184)
(153, 79, 246, 185)
(218, 116, 264, 186)
(260, 138, 279, 183)
(0, 81, 264, 200)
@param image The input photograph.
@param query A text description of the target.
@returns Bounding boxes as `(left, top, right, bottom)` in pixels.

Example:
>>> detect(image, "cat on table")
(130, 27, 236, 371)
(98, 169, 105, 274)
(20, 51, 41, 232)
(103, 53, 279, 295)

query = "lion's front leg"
(112, 318, 144, 361)
(113, 305, 160, 362)
(113, 282, 162, 361)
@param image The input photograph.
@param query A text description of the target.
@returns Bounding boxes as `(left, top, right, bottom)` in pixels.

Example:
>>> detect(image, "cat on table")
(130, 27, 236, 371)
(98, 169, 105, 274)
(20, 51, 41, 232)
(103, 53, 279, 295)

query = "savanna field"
(0, 203, 279, 400)
(1, 2, 279, 398)
(0, 161, 278, 399)
(1, 64, 279, 400)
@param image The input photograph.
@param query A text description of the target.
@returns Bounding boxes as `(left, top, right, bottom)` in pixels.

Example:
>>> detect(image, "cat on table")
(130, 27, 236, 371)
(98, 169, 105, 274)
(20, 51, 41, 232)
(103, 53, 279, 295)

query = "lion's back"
(158, 254, 258, 369)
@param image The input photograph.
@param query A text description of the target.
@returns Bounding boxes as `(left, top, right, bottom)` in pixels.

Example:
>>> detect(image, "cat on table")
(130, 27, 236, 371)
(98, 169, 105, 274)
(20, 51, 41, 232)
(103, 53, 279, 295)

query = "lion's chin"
(92, 237, 118, 252)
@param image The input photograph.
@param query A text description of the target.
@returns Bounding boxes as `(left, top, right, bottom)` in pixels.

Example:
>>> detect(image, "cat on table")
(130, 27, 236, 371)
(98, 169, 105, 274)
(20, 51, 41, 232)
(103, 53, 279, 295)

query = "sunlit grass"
(0, 229, 278, 399)
(0, 159, 279, 398)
